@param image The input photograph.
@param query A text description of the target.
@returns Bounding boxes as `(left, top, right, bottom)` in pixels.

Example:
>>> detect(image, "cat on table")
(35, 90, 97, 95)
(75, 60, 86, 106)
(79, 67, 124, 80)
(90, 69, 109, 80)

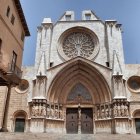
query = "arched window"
(67, 83, 92, 103)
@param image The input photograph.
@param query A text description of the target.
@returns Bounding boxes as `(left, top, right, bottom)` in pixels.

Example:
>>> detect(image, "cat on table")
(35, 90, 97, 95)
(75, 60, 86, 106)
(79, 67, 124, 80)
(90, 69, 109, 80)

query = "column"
(0, 84, 11, 132)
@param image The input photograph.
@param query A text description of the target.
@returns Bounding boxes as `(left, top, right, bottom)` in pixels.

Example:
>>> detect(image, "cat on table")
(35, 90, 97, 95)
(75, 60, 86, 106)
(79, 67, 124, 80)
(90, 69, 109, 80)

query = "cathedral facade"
(1, 10, 140, 134)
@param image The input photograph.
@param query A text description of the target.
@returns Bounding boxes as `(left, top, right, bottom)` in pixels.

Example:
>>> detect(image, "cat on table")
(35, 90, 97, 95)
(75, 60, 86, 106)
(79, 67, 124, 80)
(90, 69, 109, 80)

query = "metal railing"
(0, 53, 7, 72)
(7, 63, 22, 78)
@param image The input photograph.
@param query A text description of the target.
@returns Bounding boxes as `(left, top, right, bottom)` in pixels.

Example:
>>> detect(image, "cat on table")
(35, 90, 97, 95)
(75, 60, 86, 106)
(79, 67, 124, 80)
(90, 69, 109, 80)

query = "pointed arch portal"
(47, 58, 111, 133)
(48, 58, 111, 104)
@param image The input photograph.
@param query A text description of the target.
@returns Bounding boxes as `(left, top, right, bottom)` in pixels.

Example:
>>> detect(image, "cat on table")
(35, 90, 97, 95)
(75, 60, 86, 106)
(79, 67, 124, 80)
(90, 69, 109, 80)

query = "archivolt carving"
(63, 32, 95, 58)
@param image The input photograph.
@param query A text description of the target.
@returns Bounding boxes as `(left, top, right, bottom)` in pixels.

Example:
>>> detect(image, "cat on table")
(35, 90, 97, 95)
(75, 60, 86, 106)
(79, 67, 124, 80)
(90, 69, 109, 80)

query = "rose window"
(15, 79, 29, 93)
(62, 32, 95, 58)
(127, 76, 140, 93)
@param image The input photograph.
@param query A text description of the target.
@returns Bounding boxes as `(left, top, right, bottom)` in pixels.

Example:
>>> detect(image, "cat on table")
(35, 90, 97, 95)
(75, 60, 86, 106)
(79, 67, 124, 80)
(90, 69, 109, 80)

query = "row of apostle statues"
(31, 103, 63, 119)
(96, 102, 129, 119)
(96, 104, 112, 119)
(113, 102, 129, 117)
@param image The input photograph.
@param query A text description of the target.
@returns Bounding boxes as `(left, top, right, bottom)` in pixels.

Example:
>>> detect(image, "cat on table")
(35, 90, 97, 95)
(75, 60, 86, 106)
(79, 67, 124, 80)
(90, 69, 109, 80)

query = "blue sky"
(20, 0, 140, 66)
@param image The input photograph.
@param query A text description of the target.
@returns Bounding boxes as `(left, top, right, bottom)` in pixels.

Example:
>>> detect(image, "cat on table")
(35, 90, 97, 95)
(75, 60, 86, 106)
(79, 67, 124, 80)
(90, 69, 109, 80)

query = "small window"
(21, 32, 25, 41)
(65, 15, 71, 21)
(85, 14, 91, 20)
(15, 79, 29, 94)
(106, 62, 110, 67)
(11, 14, 15, 25)
(11, 51, 17, 71)
(50, 62, 54, 67)
(6, 6, 10, 17)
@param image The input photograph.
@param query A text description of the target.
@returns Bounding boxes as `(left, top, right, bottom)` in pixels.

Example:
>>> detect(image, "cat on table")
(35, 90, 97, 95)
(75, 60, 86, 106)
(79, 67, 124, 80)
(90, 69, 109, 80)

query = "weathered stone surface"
(0, 133, 140, 140)
(0, 10, 140, 135)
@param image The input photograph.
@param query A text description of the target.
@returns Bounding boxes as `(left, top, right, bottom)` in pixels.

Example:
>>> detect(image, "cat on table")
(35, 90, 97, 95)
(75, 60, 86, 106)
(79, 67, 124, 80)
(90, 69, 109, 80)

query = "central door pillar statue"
(78, 104, 81, 134)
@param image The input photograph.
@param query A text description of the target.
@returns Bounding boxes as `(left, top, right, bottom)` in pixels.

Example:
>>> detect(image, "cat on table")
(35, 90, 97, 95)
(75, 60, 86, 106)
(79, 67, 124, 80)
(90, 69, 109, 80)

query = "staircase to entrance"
(0, 133, 140, 140)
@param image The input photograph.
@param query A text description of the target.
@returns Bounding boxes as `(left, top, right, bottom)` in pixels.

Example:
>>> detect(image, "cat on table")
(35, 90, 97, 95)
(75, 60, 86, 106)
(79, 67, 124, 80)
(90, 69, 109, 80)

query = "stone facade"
(0, 0, 30, 132)
(0, 10, 140, 134)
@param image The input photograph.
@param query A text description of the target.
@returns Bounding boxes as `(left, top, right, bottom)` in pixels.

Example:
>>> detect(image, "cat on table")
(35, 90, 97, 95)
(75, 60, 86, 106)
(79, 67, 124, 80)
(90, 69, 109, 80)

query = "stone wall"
(0, 86, 7, 128)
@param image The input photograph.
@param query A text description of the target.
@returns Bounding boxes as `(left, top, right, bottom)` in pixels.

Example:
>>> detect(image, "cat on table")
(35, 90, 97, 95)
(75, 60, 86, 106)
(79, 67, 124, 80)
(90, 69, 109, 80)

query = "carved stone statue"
(79, 108, 81, 119)
(38, 104, 42, 116)
(124, 105, 129, 116)
(101, 108, 104, 119)
(97, 109, 100, 119)
(50, 107, 54, 118)
(55, 109, 59, 119)
(59, 109, 63, 119)
(117, 103, 121, 117)
(32, 104, 36, 116)
(32, 104, 39, 117)
(105, 107, 109, 118)
(113, 103, 118, 117)
(121, 103, 125, 117)
(47, 106, 50, 118)
(93, 112, 96, 120)
(41, 104, 46, 117)
(109, 108, 112, 118)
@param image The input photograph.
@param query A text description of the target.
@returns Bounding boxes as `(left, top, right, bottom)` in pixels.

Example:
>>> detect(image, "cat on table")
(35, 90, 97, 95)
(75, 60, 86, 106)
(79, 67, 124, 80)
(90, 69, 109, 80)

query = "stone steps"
(0, 133, 140, 140)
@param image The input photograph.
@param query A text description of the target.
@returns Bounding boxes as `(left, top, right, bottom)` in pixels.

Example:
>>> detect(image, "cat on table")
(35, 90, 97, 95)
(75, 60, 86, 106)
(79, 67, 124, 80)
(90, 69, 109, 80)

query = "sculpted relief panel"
(31, 101, 64, 120)
(95, 99, 129, 120)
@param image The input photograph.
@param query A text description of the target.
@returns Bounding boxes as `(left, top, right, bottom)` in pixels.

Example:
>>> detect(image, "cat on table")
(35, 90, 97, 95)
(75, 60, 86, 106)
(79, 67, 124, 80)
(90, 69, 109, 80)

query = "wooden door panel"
(14, 118, 25, 132)
(66, 108, 78, 133)
(81, 108, 93, 134)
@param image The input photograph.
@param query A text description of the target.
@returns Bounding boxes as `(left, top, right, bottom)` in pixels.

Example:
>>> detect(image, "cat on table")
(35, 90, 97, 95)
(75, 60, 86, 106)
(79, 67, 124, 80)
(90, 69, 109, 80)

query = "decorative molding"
(63, 32, 94, 58)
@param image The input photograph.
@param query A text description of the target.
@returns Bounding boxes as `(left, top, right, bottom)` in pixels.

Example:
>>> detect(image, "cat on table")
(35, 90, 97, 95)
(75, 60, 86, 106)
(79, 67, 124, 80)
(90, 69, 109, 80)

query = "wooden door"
(136, 119, 140, 134)
(66, 108, 78, 133)
(14, 118, 25, 132)
(81, 108, 93, 134)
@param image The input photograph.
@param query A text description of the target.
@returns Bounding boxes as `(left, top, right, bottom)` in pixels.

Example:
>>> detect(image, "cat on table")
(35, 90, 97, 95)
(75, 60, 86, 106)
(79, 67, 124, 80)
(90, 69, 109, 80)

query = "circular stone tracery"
(15, 79, 29, 93)
(127, 76, 140, 93)
(63, 32, 95, 58)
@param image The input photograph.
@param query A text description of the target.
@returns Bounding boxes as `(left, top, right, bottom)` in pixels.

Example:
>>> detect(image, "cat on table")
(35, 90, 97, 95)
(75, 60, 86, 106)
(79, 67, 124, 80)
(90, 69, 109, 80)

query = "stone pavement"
(0, 133, 140, 140)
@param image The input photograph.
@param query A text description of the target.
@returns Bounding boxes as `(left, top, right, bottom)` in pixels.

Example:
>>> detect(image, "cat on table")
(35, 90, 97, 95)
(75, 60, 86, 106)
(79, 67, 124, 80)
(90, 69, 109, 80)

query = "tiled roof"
(14, 0, 30, 36)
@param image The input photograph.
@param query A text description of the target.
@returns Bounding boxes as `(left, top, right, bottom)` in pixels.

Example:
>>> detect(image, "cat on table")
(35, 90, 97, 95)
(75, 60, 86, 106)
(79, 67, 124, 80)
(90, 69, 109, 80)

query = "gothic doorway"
(135, 119, 140, 134)
(66, 108, 93, 134)
(13, 111, 27, 132)
(66, 83, 93, 133)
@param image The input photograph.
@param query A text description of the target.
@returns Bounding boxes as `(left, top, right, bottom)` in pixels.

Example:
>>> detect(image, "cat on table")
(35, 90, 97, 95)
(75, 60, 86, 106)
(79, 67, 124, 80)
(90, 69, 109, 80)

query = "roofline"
(14, 0, 30, 36)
